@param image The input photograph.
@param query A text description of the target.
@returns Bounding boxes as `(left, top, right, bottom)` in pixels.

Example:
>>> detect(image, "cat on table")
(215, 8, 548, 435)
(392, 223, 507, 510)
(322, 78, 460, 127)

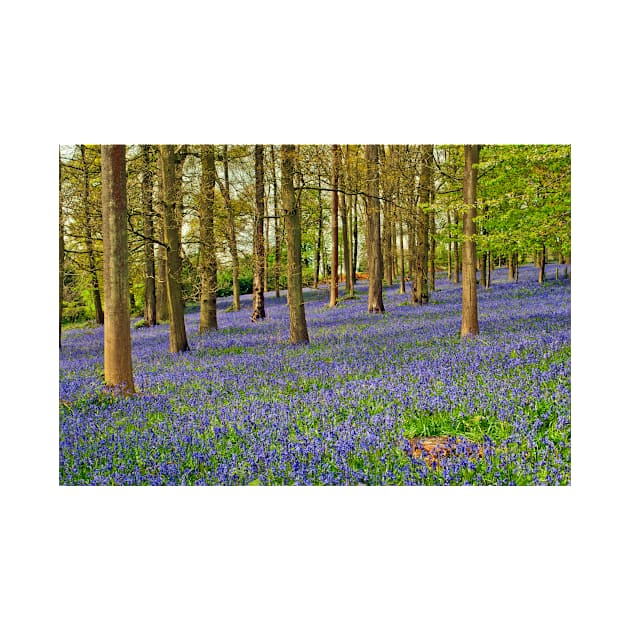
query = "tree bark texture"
(101, 145, 134, 393)
(461, 144, 480, 337)
(365, 144, 385, 313)
(329, 144, 340, 307)
(414, 144, 432, 304)
(199, 145, 218, 332)
(141, 145, 157, 326)
(80, 145, 104, 325)
(314, 174, 323, 289)
(59, 150, 64, 348)
(398, 206, 406, 294)
(155, 162, 169, 321)
(252, 144, 266, 321)
(270, 145, 282, 298)
(340, 148, 353, 296)
(453, 210, 460, 284)
(222, 145, 241, 311)
(159, 144, 190, 352)
(281, 145, 309, 343)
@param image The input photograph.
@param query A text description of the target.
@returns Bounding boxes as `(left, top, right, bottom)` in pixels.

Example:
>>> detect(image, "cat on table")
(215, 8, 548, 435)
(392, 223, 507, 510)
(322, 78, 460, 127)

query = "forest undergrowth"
(59, 264, 570, 485)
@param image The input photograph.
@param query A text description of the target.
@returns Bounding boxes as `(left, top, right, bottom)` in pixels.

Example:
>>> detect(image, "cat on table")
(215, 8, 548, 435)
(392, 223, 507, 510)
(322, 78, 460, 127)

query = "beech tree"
(251, 144, 266, 321)
(101, 145, 134, 393)
(281, 144, 309, 343)
(341, 145, 354, 297)
(141, 144, 157, 326)
(80, 145, 105, 325)
(217, 145, 240, 311)
(329, 144, 340, 307)
(461, 144, 480, 337)
(199, 145, 218, 332)
(365, 144, 384, 313)
(59, 149, 64, 349)
(158, 144, 190, 352)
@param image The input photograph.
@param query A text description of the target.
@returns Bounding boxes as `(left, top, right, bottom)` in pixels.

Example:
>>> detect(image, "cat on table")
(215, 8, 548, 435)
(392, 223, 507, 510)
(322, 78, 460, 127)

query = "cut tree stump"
(409, 436, 484, 468)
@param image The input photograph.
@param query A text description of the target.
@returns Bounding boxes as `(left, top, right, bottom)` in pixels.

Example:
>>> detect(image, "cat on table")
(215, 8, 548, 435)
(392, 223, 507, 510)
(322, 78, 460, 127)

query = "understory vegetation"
(59, 264, 570, 485)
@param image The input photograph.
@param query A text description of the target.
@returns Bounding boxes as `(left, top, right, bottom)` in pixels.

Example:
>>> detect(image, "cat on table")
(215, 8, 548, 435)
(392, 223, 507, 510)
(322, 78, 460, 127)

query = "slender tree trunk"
(461, 144, 480, 337)
(141, 145, 157, 326)
(538, 244, 546, 284)
(409, 218, 418, 303)
(453, 209, 460, 283)
(159, 144, 190, 352)
(365, 144, 384, 313)
(59, 150, 64, 348)
(428, 207, 436, 293)
(199, 145, 218, 332)
(101, 145, 134, 393)
(415, 144, 431, 304)
(314, 174, 323, 289)
(270, 146, 282, 298)
(80, 145, 104, 324)
(486, 250, 490, 289)
(340, 151, 353, 297)
(507, 250, 514, 282)
(329, 144, 340, 307)
(221, 145, 240, 311)
(352, 154, 359, 282)
(447, 209, 452, 281)
(281, 145, 309, 343)
(398, 205, 406, 294)
(383, 198, 393, 286)
(264, 180, 269, 294)
(252, 144, 266, 321)
(155, 161, 168, 321)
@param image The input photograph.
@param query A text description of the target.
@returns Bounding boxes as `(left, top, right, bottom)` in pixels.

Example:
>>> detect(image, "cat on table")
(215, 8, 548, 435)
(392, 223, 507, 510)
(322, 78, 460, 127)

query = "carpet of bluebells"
(59, 265, 570, 485)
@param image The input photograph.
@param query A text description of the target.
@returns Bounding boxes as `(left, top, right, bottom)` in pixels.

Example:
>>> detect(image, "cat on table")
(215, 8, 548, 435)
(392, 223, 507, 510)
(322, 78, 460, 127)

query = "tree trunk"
(314, 174, 323, 289)
(538, 244, 546, 284)
(453, 210, 460, 283)
(428, 206, 436, 293)
(264, 179, 269, 294)
(141, 145, 157, 326)
(159, 144, 190, 352)
(281, 145, 309, 343)
(352, 154, 359, 282)
(340, 147, 353, 297)
(398, 205, 406, 294)
(101, 145, 134, 393)
(80, 145, 104, 325)
(270, 146, 282, 298)
(446, 209, 452, 281)
(221, 145, 240, 311)
(199, 145, 218, 333)
(155, 161, 169, 321)
(329, 144, 340, 307)
(252, 144, 266, 321)
(365, 144, 385, 313)
(381, 149, 393, 288)
(415, 144, 431, 304)
(461, 144, 480, 337)
(59, 150, 64, 348)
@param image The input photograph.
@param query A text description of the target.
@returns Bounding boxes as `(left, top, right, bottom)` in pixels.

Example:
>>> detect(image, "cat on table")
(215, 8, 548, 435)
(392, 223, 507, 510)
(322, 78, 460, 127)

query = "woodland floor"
(59, 264, 570, 485)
